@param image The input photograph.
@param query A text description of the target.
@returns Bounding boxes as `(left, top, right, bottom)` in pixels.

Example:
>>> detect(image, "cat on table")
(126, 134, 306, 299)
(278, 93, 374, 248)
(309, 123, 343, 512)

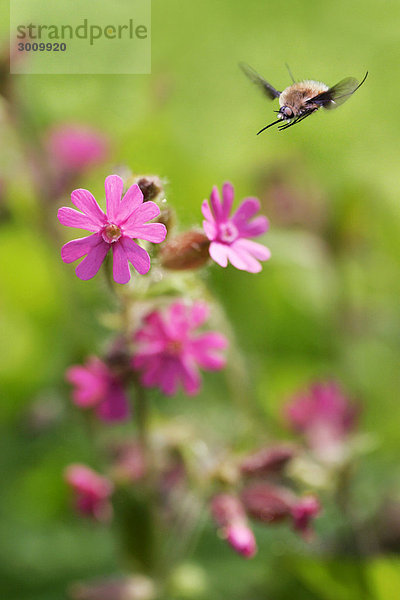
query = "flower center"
(102, 223, 122, 244)
(166, 339, 183, 356)
(219, 221, 238, 244)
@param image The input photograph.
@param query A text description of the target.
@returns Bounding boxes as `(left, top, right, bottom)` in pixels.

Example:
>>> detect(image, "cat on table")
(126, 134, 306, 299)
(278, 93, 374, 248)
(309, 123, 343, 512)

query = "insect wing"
(240, 62, 281, 100)
(308, 72, 368, 110)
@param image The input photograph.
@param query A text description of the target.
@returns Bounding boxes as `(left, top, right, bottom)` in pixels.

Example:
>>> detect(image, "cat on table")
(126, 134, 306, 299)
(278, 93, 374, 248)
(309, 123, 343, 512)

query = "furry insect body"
(240, 63, 368, 134)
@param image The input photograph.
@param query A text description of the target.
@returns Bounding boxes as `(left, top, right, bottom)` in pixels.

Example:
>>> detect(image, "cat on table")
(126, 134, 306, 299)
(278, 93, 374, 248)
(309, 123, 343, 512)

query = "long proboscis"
(257, 118, 281, 135)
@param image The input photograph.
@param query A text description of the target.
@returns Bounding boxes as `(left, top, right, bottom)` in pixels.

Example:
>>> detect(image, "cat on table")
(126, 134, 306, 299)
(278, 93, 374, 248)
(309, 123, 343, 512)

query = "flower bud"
(211, 493, 246, 527)
(241, 483, 294, 524)
(136, 176, 164, 202)
(291, 495, 321, 537)
(226, 522, 257, 558)
(64, 464, 114, 522)
(160, 230, 210, 270)
(241, 444, 296, 477)
(210, 494, 257, 558)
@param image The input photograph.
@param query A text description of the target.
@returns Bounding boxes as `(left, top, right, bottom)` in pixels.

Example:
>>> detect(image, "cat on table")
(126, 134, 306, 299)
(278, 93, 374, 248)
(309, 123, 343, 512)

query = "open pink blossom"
(132, 301, 228, 396)
(58, 174, 167, 284)
(285, 380, 359, 462)
(202, 182, 270, 272)
(66, 357, 130, 422)
(47, 123, 109, 172)
(65, 464, 113, 521)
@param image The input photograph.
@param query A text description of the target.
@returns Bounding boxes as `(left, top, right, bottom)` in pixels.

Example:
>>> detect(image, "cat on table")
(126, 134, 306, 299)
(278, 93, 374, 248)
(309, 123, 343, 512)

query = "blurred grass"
(1, 0, 400, 597)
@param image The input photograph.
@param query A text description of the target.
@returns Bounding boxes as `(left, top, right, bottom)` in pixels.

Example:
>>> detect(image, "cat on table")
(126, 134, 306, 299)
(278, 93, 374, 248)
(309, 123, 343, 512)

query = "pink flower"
(291, 495, 321, 539)
(64, 464, 113, 521)
(132, 301, 228, 396)
(66, 357, 130, 422)
(211, 494, 257, 558)
(58, 174, 167, 284)
(202, 182, 270, 272)
(226, 522, 257, 558)
(285, 381, 359, 462)
(47, 124, 109, 172)
(241, 483, 320, 539)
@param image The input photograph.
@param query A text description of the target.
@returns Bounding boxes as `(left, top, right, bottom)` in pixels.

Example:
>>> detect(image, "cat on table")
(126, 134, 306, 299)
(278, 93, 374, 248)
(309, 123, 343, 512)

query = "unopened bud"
(136, 176, 163, 202)
(160, 230, 210, 270)
(241, 444, 296, 477)
(211, 494, 246, 527)
(156, 205, 175, 233)
(291, 495, 320, 536)
(210, 494, 257, 558)
(241, 483, 294, 524)
(226, 522, 257, 558)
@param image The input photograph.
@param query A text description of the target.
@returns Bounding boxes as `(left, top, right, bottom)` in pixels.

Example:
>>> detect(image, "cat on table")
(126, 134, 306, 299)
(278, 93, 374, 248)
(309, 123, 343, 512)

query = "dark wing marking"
(308, 71, 368, 110)
(240, 62, 281, 100)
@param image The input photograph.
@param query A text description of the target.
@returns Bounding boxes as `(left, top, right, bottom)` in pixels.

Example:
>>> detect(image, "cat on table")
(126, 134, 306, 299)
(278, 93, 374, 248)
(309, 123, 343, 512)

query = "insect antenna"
(257, 119, 282, 135)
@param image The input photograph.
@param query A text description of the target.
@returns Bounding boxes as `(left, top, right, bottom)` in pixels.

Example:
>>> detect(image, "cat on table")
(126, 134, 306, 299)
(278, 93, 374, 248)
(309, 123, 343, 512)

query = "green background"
(1, 0, 400, 598)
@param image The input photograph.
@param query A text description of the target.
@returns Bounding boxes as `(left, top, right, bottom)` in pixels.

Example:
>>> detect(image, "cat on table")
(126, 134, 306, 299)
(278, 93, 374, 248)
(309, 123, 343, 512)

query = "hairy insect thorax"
(279, 80, 329, 116)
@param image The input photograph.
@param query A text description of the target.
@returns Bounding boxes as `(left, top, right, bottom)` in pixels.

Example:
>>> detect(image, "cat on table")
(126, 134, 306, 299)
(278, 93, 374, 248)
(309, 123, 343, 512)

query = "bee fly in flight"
(240, 63, 368, 134)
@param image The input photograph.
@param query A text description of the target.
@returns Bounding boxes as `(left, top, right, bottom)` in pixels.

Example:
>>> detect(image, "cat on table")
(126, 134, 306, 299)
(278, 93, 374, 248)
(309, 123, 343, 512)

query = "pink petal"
(105, 175, 124, 222)
(227, 244, 262, 273)
(112, 241, 131, 284)
(210, 186, 223, 221)
(179, 357, 201, 395)
(233, 238, 271, 261)
(116, 183, 143, 223)
(209, 241, 229, 267)
(96, 381, 130, 422)
(120, 236, 150, 274)
(71, 189, 106, 226)
(121, 202, 161, 237)
(232, 197, 261, 227)
(201, 199, 215, 223)
(126, 222, 167, 243)
(158, 361, 180, 395)
(190, 302, 210, 328)
(221, 182, 234, 220)
(165, 301, 190, 339)
(66, 365, 105, 407)
(75, 240, 109, 280)
(203, 218, 217, 240)
(190, 332, 228, 370)
(58, 207, 101, 231)
(61, 232, 103, 263)
(237, 215, 269, 238)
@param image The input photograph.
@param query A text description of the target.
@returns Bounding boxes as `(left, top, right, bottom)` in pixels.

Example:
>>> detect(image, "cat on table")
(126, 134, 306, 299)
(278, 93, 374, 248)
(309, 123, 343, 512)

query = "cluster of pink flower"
(209, 381, 359, 558)
(67, 300, 228, 413)
(58, 174, 271, 283)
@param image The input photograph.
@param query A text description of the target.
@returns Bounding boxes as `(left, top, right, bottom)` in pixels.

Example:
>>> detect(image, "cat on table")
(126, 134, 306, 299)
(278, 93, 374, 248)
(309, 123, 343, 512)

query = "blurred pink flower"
(65, 464, 113, 521)
(285, 381, 359, 462)
(132, 301, 228, 396)
(211, 494, 257, 558)
(241, 443, 297, 476)
(58, 174, 167, 284)
(291, 495, 321, 539)
(202, 182, 270, 272)
(241, 483, 320, 538)
(66, 357, 130, 422)
(47, 124, 109, 172)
